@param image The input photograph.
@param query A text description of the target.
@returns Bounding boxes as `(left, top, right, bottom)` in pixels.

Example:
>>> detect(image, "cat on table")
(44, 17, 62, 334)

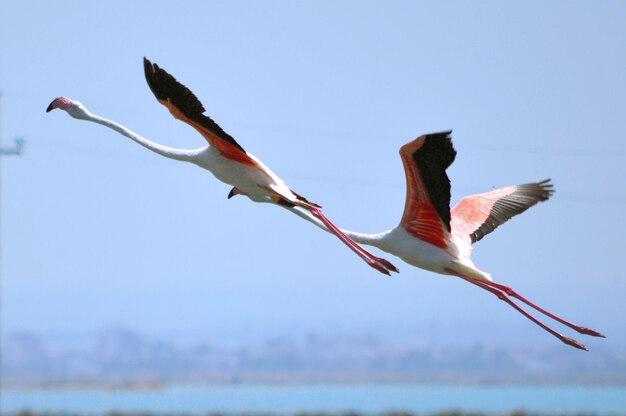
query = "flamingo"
(46, 58, 398, 275)
(285, 131, 604, 350)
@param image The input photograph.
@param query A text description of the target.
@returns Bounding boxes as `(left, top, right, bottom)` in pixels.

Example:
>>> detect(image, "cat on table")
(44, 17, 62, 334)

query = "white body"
(192, 146, 285, 202)
(285, 206, 491, 281)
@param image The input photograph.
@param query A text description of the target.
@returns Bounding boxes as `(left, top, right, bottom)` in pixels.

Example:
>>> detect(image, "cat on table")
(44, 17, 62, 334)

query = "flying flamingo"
(46, 58, 398, 275)
(285, 131, 604, 350)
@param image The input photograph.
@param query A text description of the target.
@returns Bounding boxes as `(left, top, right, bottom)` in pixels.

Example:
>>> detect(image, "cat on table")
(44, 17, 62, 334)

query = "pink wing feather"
(451, 179, 554, 245)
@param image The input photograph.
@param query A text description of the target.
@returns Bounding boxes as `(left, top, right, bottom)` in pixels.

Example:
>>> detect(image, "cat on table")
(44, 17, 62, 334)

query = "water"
(3, 384, 626, 414)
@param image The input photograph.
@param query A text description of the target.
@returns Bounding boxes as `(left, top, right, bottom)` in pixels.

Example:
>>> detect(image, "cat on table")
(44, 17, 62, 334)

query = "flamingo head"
(46, 97, 90, 119)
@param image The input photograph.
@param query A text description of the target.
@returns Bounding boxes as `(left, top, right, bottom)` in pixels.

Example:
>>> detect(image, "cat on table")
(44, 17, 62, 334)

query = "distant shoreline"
(4, 374, 626, 392)
(5, 384, 625, 415)
(0, 413, 614, 416)
(1, 411, 622, 416)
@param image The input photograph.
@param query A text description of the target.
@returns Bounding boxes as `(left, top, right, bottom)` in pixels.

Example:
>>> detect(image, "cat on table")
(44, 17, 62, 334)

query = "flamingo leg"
(309, 207, 399, 275)
(444, 269, 588, 351)
(481, 280, 604, 338)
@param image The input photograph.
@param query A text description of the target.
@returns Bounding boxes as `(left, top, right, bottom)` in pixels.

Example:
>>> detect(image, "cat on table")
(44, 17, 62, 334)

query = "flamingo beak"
(228, 187, 248, 199)
(46, 97, 75, 113)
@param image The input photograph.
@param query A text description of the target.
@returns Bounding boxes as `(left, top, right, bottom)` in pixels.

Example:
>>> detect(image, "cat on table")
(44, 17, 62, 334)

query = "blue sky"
(1, 1, 625, 349)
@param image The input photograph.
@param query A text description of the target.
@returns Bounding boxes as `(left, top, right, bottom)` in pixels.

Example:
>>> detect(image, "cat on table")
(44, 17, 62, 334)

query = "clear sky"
(1, 0, 625, 350)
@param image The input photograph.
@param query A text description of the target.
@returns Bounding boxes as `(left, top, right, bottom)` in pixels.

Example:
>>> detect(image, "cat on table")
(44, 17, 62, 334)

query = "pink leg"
(444, 269, 588, 351)
(309, 207, 399, 275)
(481, 280, 604, 338)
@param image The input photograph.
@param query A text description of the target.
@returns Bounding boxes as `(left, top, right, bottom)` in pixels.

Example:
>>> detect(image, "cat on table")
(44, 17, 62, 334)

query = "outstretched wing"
(399, 131, 456, 249)
(451, 179, 554, 244)
(143, 57, 256, 166)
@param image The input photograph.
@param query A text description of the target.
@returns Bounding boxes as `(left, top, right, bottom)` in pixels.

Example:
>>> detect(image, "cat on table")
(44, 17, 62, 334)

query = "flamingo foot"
(576, 327, 605, 338)
(364, 256, 398, 276)
(368, 260, 391, 276)
(561, 335, 588, 351)
(377, 257, 399, 273)
(309, 207, 398, 275)
(361, 254, 398, 275)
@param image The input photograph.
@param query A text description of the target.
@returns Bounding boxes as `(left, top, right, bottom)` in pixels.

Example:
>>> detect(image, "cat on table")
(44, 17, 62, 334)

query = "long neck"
(84, 111, 198, 162)
(284, 206, 390, 248)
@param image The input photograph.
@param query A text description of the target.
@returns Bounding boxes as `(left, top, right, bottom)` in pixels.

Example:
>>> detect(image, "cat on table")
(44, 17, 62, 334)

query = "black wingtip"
(143, 57, 161, 101)
(143, 57, 151, 77)
(540, 178, 555, 199)
(524, 178, 555, 201)
(142, 57, 207, 115)
(143, 57, 158, 97)
(427, 130, 453, 140)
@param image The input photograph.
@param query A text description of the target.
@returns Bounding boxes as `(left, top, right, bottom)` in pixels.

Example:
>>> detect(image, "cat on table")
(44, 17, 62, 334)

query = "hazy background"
(1, 0, 625, 361)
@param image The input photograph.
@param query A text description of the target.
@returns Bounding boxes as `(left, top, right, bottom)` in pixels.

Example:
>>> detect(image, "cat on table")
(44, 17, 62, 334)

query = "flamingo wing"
(398, 131, 457, 249)
(451, 179, 554, 244)
(143, 58, 256, 167)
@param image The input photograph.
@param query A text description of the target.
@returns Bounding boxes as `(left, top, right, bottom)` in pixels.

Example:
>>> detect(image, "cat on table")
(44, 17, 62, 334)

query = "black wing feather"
(412, 131, 457, 231)
(143, 57, 246, 153)
(471, 179, 554, 243)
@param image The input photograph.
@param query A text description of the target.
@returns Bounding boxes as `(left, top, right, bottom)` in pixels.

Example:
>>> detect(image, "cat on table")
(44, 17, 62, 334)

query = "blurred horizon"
(4, 324, 626, 391)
